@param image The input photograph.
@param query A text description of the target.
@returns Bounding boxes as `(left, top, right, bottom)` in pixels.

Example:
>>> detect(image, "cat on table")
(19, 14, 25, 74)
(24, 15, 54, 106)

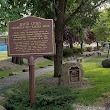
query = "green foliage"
(63, 47, 73, 57)
(0, 69, 22, 77)
(73, 47, 82, 53)
(86, 46, 92, 52)
(92, 9, 110, 42)
(82, 47, 87, 52)
(93, 46, 98, 51)
(63, 47, 83, 57)
(36, 87, 76, 108)
(5, 84, 76, 110)
(5, 89, 30, 110)
(0, 0, 25, 32)
(35, 60, 54, 69)
(72, 47, 79, 53)
(102, 58, 110, 68)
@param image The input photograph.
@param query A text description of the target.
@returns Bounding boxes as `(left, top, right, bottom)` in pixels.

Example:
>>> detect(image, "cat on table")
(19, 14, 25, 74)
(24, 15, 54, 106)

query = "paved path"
(0, 66, 54, 91)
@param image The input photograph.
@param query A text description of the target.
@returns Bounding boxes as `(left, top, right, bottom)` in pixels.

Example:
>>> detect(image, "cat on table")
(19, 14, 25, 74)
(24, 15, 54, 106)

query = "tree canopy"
(92, 8, 110, 42)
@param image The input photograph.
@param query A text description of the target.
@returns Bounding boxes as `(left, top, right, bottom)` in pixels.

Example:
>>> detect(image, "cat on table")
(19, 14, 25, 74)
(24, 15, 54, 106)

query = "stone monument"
(61, 62, 84, 87)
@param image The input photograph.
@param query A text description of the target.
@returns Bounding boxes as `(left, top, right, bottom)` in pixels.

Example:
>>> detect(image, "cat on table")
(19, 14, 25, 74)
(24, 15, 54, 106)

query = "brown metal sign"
(8, 16, 54, 56)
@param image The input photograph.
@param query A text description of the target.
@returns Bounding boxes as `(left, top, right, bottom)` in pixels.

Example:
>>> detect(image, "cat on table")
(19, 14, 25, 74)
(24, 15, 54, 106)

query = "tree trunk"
(80, 41, 83, 54)
(12, 57, 23, 65)
(54, 22, 63, 77)
(69, 38, 73, 48)
(54, 1, 65, 77)
(97, 41, 99, 50)
(81, 41, 83, 49)
(106, 43, 110, 58)
(107, 50, 109, 58)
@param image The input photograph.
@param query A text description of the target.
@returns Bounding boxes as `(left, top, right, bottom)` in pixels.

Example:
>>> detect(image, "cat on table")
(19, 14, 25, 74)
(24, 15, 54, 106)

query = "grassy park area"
(1, 51, 110, 109)
(1, 0, 110, 110)
(76, 56, 110, 105)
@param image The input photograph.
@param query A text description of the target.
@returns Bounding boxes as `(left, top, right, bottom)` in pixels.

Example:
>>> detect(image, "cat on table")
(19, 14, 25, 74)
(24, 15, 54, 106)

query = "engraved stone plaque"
(69, 67, 79, 82)
(8, 16, 54, 56)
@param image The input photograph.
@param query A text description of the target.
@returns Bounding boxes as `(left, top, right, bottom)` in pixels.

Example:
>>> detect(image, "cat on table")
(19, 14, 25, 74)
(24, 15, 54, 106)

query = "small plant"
(86, 47, 92, 52)
(93, 46, 98, 51)
(5, 89, 30, 110)
(63, 47, 73, 57)
(72, 47, 79, 53)
(83, 47, 87, 52)
(102, 58, 110, 68)
(5, 85, 77, 110)
(100, 47, 104, 52)
(93, 46, 102, 51)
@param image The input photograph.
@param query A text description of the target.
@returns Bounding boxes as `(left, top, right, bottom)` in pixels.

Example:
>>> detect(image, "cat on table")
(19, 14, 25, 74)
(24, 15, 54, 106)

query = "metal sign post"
(28, 56, 35, 105)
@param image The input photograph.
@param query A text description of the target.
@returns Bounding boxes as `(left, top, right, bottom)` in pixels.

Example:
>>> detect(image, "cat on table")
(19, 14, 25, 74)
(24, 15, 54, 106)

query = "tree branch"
(64, 4, 82, 25)
(85, 0, 107, 12)
(64, 0, 107, 25)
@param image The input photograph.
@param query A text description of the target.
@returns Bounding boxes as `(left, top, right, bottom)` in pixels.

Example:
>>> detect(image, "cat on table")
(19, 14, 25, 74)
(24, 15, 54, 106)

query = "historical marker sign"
(8, 16, 54, 56)
(8, 16, 55, 105)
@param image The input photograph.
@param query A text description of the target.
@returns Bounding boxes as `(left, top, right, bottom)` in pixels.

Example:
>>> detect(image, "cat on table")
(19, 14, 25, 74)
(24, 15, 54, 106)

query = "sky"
(98, 3, 110, 11)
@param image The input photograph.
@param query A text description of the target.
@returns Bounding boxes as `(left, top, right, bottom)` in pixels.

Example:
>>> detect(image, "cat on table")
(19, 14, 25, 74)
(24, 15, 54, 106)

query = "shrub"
(86, 47, 92, 52)
(73, 47, 84, 54)
(72, 47, 79, 53)
(93, 46, 98, 51)
(102, 59, 110, 68)
(100, 47, 104, 52)
(5, 86, 77, 110)
(5, 89, 30, 110)
(93, 46, 102, 51)
(63, 48, 73, 57)
(83, 47, 87, 52)
(63, 47, 84, 57)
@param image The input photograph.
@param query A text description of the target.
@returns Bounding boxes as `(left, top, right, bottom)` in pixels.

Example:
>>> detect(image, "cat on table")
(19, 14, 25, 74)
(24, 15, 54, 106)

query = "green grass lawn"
(35, 60, 54, 69)
(75, 56, 110, 105)
(0, 70, 23, 77)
